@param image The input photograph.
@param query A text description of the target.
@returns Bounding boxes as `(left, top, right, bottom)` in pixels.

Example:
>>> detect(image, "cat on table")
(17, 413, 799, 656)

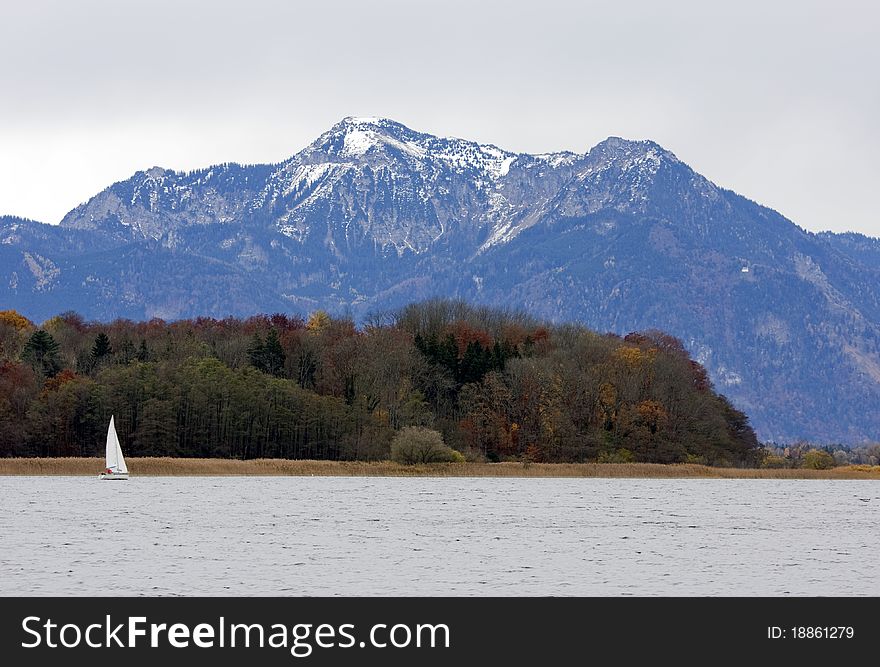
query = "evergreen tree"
(247, 333, 265, 371)
(22, 330, 61, 378)
(137, 339, 150, 362)
(117, 338, 136, 365)
(90, 332, 112, 367)
(262, 329, 286, 377)
(459, 340, 493, 384)
(438, 334, 458, 375)
(248, 330, 285, 377)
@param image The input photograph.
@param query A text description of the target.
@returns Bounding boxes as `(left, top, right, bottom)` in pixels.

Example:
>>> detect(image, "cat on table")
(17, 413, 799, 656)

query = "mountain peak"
(338, 115, 395, 127)
(308, 116, 427, 159)
(333, 116, 412, 135)
(575, 136, 683, 184)
(304, 117, 522, 179)
(141, 166, 170, 179)
(590, 136, 678, 163)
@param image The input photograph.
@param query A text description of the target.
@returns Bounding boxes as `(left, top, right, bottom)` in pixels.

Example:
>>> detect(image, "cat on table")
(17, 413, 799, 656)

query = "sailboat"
(99, 416, 129, 480)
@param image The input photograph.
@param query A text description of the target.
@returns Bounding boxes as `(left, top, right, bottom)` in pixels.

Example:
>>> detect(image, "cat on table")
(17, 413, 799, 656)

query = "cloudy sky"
(1, 0, 877, 235)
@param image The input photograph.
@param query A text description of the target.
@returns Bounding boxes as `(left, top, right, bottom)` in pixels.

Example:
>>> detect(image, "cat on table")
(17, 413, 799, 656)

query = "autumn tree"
(0, 310, 33, 361)
(390, 427, 463, 464)
(306, 310, 331, 332)
(803, 449, 835, 470)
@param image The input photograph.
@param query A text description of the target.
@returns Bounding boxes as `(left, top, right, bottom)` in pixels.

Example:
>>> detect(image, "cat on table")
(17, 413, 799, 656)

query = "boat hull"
(99, 472, 129, 480)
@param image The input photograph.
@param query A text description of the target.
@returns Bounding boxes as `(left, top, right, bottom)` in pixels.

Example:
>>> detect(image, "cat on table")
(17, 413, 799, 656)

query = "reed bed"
(1, 457, 878, 479)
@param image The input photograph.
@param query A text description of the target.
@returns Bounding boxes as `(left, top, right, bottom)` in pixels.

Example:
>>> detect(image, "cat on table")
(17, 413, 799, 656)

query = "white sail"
(105, 416, 128, 473)
(115, 429, 128, 474)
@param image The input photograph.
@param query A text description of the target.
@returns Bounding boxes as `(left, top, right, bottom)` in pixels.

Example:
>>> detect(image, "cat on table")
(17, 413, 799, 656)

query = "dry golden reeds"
(0, 457, 878, 479)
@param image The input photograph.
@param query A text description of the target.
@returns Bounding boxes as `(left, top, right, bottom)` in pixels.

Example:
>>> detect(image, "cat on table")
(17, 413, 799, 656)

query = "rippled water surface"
(1, 476, 878, 596)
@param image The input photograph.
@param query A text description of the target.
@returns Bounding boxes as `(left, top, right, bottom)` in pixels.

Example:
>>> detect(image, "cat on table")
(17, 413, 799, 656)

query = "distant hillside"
(0, 302, 759, 465)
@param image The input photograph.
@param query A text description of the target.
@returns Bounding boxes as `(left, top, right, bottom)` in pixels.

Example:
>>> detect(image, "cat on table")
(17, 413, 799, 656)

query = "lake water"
(1, 477, 877, 596)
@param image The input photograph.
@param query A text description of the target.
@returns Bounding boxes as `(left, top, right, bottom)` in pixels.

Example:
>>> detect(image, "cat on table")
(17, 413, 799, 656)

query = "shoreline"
(1, 457, 879, 479)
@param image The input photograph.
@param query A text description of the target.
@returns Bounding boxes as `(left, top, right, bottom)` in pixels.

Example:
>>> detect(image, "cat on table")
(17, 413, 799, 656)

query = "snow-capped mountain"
(3, 117, 880, 443)
(59, 116, 585, 256)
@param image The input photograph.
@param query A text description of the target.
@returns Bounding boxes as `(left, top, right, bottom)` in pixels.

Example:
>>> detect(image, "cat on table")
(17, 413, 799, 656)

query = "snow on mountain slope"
(59, 117, 592, 255)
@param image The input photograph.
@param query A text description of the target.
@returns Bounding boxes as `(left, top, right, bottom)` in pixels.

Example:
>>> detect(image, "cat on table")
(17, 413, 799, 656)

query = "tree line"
(0, 300, 760, 465)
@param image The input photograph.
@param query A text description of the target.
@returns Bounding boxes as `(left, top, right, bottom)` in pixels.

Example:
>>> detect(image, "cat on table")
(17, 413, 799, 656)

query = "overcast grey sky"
(1, 0, 877, 235)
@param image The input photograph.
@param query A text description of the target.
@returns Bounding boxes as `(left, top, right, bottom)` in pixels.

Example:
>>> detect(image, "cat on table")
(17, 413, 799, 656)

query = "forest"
(0, 300, 761, 465)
